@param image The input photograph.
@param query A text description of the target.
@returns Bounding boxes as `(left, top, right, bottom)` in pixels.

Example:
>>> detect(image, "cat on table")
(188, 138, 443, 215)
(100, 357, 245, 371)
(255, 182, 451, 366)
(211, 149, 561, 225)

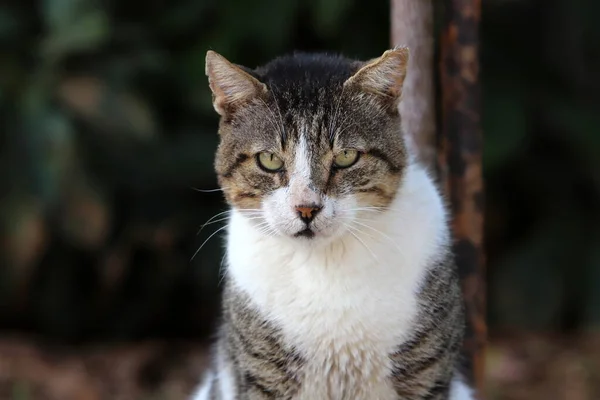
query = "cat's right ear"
(343, 47, 409, 108)
(205, 51, 268, 118)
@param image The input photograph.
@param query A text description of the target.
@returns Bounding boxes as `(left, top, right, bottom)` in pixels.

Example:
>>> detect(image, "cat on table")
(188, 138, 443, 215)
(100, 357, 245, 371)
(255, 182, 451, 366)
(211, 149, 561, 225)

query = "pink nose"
(295, 205, 322, 223)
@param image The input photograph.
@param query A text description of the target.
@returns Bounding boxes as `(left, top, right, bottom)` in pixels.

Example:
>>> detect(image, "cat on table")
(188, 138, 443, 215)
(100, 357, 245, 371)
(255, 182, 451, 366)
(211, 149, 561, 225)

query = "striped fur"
(390, 256, 466, 399)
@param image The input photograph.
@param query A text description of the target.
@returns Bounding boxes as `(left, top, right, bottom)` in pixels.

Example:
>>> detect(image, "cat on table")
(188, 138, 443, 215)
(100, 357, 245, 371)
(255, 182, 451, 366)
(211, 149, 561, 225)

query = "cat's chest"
(271, 280, 415, 350)
(234, 252, 422, 399)
(230, 234, 424, 347)
(262, 288, 405, 400)
(297, 354, 398, 400)
(291, 317, 401, 400)
(248, 251, 420, 346)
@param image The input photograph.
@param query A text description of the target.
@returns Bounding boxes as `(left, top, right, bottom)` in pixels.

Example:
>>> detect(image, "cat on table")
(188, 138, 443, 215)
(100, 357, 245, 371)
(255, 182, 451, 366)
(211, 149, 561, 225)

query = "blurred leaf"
(41, 10, 109, 61)
(43, 0, 84, 30)
(19, 77, 78, 205)
(0, 194, 47, 290)
(58, 76, 158, 140)
(59, 175, 111, 250)
(57, 76, 102, 116)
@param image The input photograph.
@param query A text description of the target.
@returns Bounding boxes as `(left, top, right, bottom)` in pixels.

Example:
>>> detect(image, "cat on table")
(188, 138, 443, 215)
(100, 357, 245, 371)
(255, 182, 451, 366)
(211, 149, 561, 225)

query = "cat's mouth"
(294, 228, 315, 239)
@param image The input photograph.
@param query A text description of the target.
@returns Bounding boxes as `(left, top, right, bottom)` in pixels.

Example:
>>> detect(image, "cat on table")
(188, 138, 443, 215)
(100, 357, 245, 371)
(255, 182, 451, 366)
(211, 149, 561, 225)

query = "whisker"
(238, 210, 264, 216)
(344, 223, 379, 263)
(202, 215, 266, 232)
(198, 208, 265, 235)
(190, 186, 228, 193)
(346, 224, 378, 242)
(342, 218, 407, 257)
(202, 216, 231, 227)
(344, 207, 387, 212)
(257, 226, 277, 238)
(191, 224, 229, 261)
(197, 210, 232, 235)
(350, 220, 402, 251)
(252, 219, 278, 237)
(254, 223, 275, 236)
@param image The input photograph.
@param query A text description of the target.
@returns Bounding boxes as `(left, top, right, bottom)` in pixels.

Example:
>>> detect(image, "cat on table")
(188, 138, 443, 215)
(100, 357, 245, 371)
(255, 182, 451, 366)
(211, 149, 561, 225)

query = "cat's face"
(206, 49, 409, 242)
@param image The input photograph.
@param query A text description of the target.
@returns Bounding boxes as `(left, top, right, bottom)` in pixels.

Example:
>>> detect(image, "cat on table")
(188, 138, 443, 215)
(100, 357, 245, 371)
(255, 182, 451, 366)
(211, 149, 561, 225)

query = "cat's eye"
(333, 149, 359, 168)
(257, 152, 284, 172)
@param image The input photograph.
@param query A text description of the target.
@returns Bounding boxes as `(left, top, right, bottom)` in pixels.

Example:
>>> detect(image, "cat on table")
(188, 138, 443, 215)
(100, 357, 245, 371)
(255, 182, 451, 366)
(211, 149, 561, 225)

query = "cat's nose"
(295, 205, 322, 224)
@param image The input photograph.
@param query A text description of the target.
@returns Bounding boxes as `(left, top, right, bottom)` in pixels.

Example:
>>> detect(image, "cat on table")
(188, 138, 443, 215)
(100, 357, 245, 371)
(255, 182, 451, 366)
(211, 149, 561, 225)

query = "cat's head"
(206, 48, 410, 243)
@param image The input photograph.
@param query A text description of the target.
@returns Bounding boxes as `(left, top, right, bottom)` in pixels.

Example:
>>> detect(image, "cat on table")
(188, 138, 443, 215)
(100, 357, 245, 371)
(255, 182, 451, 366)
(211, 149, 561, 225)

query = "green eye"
(257, 152, 284, 172)
(333, 149, 359, 168)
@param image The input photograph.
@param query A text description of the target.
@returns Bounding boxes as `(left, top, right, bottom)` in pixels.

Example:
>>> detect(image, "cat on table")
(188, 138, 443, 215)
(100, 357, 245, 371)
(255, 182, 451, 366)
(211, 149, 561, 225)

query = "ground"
(0, 331, 599, 399)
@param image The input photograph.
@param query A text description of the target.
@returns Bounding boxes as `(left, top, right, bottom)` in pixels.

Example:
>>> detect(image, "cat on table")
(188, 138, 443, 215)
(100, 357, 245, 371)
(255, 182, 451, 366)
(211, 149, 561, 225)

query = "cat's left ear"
(344, 47, 409, 108)
(205, 50, 268, 118)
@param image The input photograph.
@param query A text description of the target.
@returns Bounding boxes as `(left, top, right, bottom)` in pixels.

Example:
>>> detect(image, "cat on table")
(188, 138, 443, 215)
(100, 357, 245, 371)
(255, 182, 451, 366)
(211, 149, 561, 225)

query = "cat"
(190, 47, 475, 400)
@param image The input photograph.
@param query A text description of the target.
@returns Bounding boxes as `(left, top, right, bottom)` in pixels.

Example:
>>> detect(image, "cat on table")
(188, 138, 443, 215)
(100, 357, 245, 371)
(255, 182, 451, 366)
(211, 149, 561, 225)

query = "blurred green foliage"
(0, 0, 389, 341)
(0, 0, 598, 343)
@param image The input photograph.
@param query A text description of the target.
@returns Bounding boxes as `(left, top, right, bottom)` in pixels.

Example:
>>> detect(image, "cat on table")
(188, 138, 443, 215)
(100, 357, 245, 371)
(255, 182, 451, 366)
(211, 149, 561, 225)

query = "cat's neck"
(224, 163, 449, 297)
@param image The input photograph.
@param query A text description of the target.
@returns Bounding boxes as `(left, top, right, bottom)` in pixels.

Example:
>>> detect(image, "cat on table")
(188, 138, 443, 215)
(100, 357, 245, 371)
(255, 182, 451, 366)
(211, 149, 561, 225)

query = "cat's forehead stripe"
(294, 137, 311, 181)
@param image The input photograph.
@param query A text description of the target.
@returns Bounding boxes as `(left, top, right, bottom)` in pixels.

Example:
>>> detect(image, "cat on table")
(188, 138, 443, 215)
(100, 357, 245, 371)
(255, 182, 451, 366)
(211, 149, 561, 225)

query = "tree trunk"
(391, 0, 437, 169)
(438, 0, 486, 395)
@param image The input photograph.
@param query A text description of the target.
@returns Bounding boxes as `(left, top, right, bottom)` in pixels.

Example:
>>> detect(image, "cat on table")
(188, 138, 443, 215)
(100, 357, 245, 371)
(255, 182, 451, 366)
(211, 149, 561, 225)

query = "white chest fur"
(226, 165, 449, 399)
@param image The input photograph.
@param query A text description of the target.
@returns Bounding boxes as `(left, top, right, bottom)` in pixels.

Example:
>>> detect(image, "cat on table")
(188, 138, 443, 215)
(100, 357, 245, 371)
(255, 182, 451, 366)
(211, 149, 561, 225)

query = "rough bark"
(391, 0, 437, 169)
(438, 0, 486, 395)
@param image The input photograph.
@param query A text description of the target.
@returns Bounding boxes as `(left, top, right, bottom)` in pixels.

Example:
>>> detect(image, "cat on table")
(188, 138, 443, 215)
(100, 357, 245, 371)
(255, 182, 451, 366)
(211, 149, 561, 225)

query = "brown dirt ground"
(0, 331, 599, 399)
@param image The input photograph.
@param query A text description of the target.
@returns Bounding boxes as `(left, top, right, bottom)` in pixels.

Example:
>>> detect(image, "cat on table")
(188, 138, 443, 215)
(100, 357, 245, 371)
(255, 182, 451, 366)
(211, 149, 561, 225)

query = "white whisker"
(191, 224, 229, 262)
(344, 223, 379, 263)
(349, 220, 404, 255)
(190, 187, 228, 193)
(203, 214, 266, 232)
(197, 210, 232, 235)
(345, 207, 387, 213)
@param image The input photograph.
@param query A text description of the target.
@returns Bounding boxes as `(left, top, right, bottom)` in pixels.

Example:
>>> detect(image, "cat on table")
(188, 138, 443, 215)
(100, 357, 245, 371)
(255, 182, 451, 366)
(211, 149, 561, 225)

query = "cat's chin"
(281, 225, 347, 247)
(293, 228, 316, 239)
(287, 233, 334, 247)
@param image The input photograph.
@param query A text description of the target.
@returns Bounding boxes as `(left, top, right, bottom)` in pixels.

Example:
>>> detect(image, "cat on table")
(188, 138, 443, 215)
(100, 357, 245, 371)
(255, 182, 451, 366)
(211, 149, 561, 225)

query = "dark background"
(0, 0, 599, 398)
